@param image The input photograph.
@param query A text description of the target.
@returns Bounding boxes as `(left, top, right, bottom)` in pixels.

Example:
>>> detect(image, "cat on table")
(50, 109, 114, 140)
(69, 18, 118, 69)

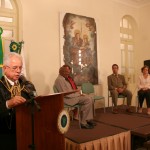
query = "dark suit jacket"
(107, 74, 127, 91)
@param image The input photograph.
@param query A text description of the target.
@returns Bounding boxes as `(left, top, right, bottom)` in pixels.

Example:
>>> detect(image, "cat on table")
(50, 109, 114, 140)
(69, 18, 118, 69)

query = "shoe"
(112, 109, 118, 114)
(138, 108, 142, 113)
(126, 108, 133, 113)
(81, 123, 94, 129)
(87, 121, 97, 126)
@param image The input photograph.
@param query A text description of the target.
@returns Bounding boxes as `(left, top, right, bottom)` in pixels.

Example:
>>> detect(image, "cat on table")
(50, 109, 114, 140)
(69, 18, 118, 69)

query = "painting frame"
(60, 12, 98, 86)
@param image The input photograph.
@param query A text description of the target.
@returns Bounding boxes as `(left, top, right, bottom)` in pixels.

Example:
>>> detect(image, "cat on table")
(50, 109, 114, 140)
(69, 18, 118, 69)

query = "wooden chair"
(81, 82, 105, 116)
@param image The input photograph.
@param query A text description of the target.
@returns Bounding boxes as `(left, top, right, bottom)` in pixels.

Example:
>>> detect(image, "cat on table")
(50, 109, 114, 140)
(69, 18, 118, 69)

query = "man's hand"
(7, 96, 26, 108)
(78, 89, 86, 96)
(76, 89, 81, 93)
(116, 88, 124, 93)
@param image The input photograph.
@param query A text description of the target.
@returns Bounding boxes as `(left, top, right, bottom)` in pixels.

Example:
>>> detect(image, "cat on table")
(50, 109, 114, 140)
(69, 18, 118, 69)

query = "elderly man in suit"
(54, 65, 96, 129)
(108, 64, 132, 114)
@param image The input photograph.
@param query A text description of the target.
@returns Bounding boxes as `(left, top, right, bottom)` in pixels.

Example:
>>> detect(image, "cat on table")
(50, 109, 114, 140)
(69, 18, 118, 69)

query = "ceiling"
(114, 0, 150, 7)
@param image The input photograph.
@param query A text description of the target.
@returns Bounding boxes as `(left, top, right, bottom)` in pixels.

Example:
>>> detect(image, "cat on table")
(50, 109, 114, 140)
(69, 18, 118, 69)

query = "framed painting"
(60, 13, 98, 85)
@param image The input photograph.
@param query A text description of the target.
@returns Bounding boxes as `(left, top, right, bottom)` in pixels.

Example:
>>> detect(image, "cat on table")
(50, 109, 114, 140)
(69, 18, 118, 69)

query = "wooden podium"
(15, 93, 65, 150)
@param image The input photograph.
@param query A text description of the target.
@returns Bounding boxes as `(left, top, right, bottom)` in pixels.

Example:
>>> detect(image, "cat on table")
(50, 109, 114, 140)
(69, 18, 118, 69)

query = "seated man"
(54, 64, 96, 129)
(107, 64, 132, 114)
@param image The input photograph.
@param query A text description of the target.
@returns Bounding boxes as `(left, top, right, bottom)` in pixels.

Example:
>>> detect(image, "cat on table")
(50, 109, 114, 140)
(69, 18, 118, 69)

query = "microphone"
(20, 75, 41, 111)
(20, 75, 36, 91)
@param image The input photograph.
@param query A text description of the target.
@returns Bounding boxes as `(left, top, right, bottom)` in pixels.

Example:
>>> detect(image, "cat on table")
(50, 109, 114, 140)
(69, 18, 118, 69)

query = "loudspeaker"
(144, 60, 150, 68)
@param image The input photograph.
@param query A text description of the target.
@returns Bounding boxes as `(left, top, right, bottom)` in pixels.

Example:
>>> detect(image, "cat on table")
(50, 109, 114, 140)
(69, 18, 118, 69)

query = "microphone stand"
(27, 97, 41, 150)
(20, 75, 41, 149)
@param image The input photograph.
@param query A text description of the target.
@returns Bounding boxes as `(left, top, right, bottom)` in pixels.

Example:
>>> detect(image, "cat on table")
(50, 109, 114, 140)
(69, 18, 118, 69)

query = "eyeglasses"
(6, 66, 22, 71)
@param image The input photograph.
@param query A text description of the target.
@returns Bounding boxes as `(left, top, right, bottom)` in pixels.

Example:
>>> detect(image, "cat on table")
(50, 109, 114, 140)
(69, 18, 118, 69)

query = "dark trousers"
(138, 89, 150, 108)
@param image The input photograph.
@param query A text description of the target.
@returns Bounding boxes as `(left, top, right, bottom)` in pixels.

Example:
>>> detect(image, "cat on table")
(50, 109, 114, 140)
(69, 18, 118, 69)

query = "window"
(120, 15, 136, 84)
(0, 0, 19, 77)
(0, 0, 18, 40)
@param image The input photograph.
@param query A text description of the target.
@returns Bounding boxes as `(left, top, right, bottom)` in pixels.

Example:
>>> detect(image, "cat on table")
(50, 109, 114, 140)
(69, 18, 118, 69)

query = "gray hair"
(3, 52, 23, 66)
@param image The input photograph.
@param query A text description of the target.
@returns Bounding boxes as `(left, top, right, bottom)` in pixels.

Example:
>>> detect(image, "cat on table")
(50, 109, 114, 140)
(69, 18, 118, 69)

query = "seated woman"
(137, 65, 150, 114)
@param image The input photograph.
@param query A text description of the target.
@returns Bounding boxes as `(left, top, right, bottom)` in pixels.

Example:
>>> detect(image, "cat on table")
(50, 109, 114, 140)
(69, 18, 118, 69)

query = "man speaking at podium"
(0, 52, 36, 150)
(54, 65, 96, 129)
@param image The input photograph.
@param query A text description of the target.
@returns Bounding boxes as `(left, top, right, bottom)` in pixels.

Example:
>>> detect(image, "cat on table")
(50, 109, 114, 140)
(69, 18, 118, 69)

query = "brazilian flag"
(0, 27, 3, 78)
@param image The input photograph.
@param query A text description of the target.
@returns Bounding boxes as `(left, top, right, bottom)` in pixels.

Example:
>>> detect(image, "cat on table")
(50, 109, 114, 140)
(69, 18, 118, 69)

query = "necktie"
(66, 76, 77, 90)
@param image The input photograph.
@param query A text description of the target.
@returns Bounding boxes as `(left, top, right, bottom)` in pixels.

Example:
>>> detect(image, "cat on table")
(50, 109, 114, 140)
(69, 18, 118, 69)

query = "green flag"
(0, 27, 3, 78)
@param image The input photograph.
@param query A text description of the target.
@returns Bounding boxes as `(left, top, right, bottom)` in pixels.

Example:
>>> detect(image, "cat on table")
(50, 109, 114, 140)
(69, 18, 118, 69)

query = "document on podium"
(51, 89, 79, 96)
(35, 89, 79, 98)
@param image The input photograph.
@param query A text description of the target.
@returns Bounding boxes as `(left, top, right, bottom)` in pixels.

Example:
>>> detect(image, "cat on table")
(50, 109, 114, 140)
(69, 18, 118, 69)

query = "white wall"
(18, 0, 150, 106)
(138, 4, 150, 69)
